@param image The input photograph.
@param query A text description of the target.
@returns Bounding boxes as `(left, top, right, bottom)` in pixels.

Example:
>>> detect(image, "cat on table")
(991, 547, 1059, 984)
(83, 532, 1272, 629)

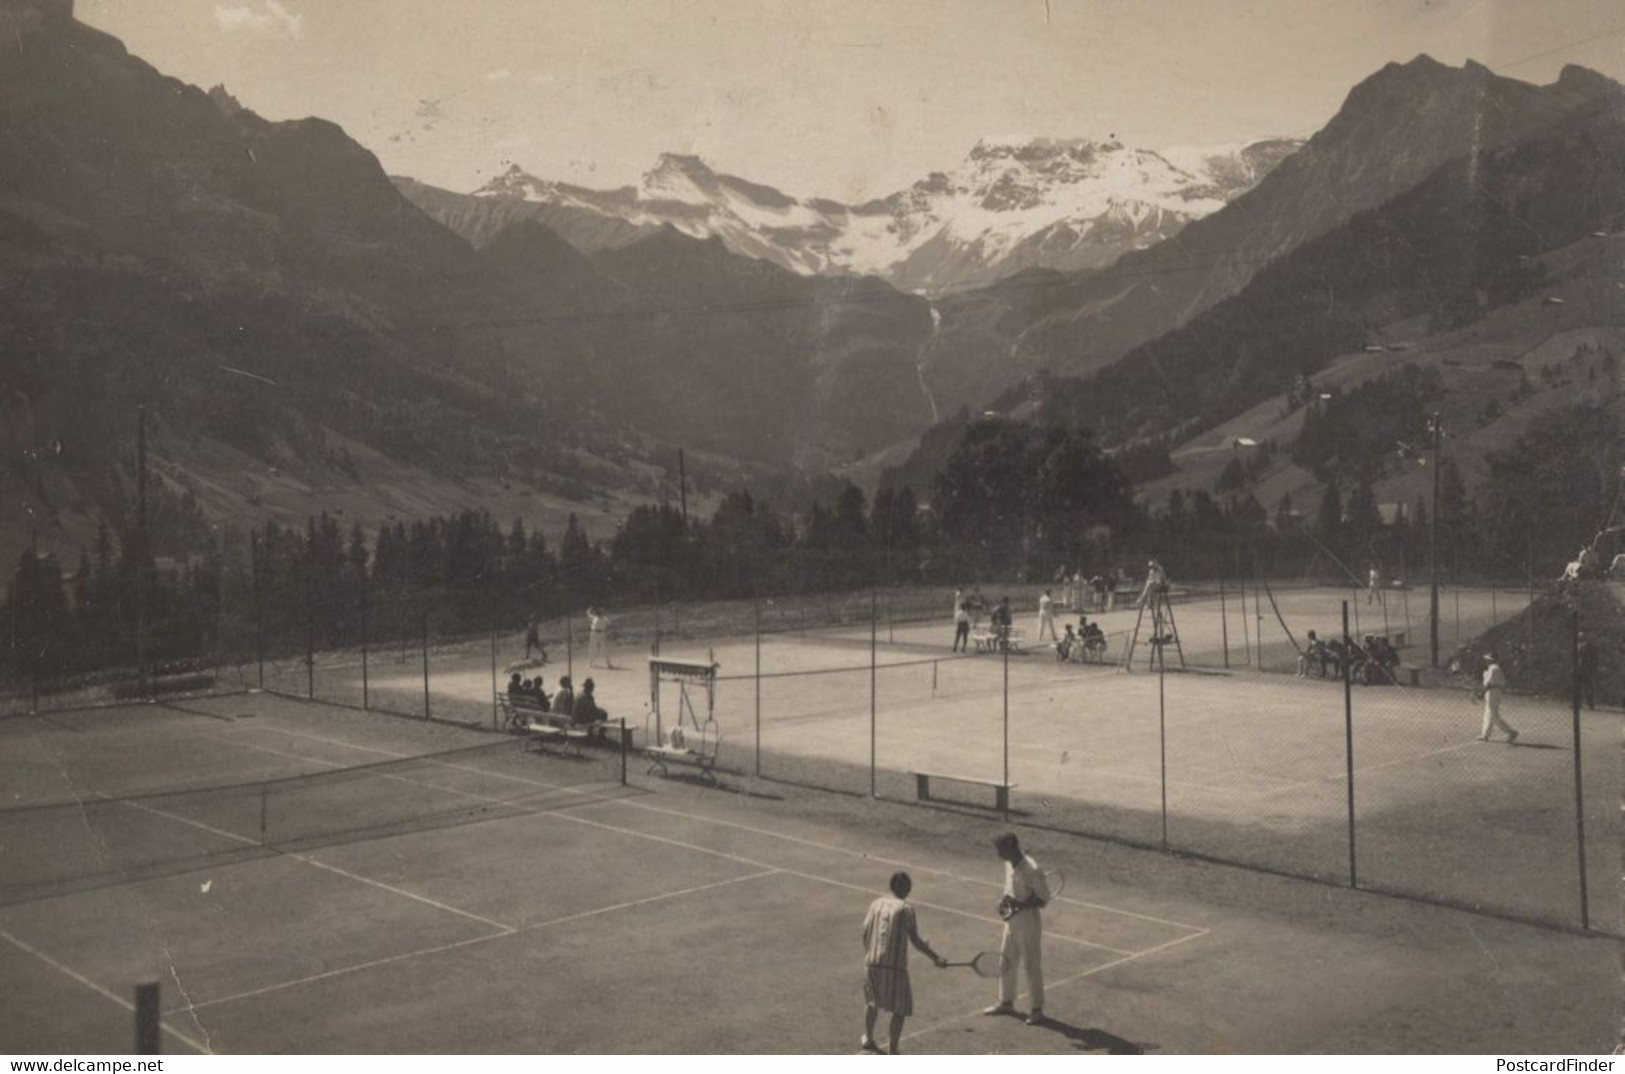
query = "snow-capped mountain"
(412, 137, 1301, 294)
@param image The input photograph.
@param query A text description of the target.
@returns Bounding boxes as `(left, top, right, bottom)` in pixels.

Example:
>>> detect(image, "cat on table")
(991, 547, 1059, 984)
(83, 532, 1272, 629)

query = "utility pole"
(1429, 412, 1442, 669)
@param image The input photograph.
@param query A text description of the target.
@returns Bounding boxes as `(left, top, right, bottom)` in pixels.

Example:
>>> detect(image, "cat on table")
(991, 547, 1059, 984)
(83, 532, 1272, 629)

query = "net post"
(421, 610, 431, 720)
(1571, 610, 1590, 929)
(932, 659, 938, 696)
(134, 981, 160, 1054)
(1342, 600, 1357, 888)
(620, 717, 628, 787)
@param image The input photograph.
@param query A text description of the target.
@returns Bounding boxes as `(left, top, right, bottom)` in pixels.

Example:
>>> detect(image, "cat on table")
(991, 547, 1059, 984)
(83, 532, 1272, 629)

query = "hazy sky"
(80, 0, 1625, 201)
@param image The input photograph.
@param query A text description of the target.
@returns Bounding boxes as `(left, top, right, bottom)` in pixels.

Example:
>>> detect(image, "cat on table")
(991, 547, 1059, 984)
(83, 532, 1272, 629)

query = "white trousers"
(998, 912, 1044, 1010)
(1481, 690, 1515, 739)
(1037, 611, 1056, 640)
(588, 632, 608, 667)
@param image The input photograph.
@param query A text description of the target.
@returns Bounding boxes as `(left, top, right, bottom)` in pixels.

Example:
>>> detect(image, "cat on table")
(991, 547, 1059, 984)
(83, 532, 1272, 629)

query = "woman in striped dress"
(861, 872, 946, 1054)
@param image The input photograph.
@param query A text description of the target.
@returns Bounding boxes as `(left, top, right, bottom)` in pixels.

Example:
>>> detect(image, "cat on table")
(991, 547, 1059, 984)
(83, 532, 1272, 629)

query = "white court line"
(110, 793, 516, 934)
(902, 925, 1211, 1043)
(1257, 739, 1483, 796)
(0, 926, 213, 1055)
(176, 869, 782, 1015)
(200, 705, 1209, 936)
(421, 753, 1209, 935)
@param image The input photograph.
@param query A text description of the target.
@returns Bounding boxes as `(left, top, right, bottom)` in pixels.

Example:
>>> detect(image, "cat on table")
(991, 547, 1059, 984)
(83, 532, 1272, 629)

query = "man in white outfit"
(1477, 651, 1518, 744)
(1367, 565, 1381, 605)
(586, 607, 616, 669)
(1036, 589, 1057, 642)
(983, 833, 1050, 1025)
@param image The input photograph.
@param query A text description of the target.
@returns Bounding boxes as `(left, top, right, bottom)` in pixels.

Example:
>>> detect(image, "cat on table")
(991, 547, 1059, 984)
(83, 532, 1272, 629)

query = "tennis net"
(0, 734, 627, 904)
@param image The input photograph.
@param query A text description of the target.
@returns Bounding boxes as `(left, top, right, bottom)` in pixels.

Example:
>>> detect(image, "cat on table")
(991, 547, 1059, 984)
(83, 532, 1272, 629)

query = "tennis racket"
(997, 869, 1065, 919)
(943, 950, 1008, 977)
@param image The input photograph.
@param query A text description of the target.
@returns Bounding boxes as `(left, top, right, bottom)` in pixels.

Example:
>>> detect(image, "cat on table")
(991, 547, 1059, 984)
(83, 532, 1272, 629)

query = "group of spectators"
(506, 671, 609, 726)
(1297, 630, 1402, 684)
(1055, 617, 1107, 663)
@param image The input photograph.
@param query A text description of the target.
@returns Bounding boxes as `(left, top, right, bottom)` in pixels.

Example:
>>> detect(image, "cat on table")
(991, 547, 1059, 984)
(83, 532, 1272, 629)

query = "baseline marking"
(903, 926, 1211, 1043)
(0, 926, 213, 1055)
(177, 868, 782, 1015)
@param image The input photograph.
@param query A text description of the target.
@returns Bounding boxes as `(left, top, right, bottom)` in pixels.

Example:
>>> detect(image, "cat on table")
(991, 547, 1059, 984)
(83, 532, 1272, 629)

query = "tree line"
(5, 404, 1613, 689)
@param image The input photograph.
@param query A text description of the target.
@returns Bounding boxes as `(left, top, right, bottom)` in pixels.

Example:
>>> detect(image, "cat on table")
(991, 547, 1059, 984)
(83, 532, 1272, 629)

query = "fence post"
(1219, 573, 1230, 670)
(251, 528, 264, 690)
(754, 596, 762, 778)
(490, 619, 499, 732)
(134, 982, 161, 1055)
(870, 589, 877, 798)
(1571, 611, 1590, 929)
(1158, 651, 1168, 850)
(1342, 600, 1357, 888)
(620, 717, 628, 787)
(1239, 574, 1252, 667)
(421, 611, 431, 720)
(360, 578, 370, 710)
(1002, 631, 1010, 823)
(654, 607, 662, 657)
(304, 561, 314, 701)
(566, 616, 574, 684)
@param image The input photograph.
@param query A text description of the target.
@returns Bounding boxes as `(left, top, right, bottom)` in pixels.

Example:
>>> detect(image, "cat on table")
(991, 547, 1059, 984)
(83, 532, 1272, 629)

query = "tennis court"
(2, 683, 1618, 1053)
(244, 582, 1615, 932)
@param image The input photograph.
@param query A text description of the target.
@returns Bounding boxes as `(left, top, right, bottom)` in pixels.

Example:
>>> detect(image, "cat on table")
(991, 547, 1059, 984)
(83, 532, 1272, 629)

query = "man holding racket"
(861, 871, 947, 1054)
(984, 833, 1050, 1025)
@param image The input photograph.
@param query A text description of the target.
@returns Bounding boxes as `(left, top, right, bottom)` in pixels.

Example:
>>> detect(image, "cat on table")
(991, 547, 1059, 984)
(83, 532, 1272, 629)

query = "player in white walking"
(1476, 651, 1518, 743)
(586, 607, 616, 669)
(983, 833, 1050, 1025)
(1036, 589, 1057, 642)
(1367, 565, 1381, 605)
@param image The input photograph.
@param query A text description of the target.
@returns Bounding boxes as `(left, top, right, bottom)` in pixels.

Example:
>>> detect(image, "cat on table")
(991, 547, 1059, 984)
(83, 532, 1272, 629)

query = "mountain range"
(398, 136, 1301, 295)
(3, 0, 1621, 569)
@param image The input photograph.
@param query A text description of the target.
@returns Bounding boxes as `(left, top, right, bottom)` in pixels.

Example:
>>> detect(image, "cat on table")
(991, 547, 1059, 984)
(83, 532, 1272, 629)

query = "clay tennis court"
(3, 585, 1617, 1053)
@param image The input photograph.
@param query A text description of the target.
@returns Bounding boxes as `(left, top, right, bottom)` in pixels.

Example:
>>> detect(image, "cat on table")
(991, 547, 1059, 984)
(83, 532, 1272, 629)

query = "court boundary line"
(213, 714, 1210, 937)
(901, 926, 1211, 1044)
(0, 926, 213, 1055)
(189, 704, 1206, 935)
(110, 793, 519, 934)
(175, 869, 783, 1016)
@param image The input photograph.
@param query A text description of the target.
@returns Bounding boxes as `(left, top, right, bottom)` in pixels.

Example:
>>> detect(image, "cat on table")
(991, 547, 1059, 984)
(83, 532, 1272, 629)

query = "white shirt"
(589, 612, 608, 634)
(1002, 855, 1051, 911)
(1038, 593, 1053, 616)
(1483, 664, 1506, 692)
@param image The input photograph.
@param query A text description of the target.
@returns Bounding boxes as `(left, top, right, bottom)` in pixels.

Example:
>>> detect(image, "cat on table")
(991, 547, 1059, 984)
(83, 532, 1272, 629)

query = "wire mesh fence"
(4, 563, 1608, 936)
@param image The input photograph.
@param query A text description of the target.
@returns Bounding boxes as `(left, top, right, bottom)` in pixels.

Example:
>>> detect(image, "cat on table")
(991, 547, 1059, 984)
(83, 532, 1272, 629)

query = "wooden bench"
(496, 693, 549, 734)
(971, 627, 1026, 653)
(644, 719, 721, 783)
(912, 770, 1015, 813)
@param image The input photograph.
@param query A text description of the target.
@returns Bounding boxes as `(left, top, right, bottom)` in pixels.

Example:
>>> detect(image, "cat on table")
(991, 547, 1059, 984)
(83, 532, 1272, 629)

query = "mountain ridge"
(396, 134, 1300, 294)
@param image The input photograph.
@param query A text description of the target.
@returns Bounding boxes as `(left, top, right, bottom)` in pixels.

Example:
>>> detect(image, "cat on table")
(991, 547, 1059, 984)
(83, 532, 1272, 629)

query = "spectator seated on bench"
(1297, 631, 1332, 679)
(1056, 625, 1078, 662)
(571, 677, 614, 741)
(1078, 618, 1107, 662)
